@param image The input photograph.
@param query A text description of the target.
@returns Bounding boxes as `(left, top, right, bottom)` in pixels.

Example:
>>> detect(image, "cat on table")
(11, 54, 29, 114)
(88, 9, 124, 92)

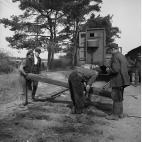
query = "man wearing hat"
(19, 48, 41, 105)
(106, 45, 130, 120)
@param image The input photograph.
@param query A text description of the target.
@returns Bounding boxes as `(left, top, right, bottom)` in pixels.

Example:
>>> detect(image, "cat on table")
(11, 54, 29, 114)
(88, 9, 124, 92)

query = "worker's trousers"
(68, 71, 86, 113)
(19, 73, 38, 104)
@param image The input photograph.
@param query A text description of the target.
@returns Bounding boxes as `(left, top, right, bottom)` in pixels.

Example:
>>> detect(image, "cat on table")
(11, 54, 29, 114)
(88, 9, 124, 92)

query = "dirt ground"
(0, 71, 141, 142)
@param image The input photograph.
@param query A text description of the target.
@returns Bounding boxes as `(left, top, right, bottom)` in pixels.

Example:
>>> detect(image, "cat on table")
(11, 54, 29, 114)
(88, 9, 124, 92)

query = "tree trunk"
(47, 41, 55, 70)
(47, 48, 52, 70)
(72, 20, 79, 67)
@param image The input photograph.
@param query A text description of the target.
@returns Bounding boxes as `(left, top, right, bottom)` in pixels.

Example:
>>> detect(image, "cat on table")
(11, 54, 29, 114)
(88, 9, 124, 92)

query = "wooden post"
(27, 73, 69, 88)
(27, 73, 111, 99)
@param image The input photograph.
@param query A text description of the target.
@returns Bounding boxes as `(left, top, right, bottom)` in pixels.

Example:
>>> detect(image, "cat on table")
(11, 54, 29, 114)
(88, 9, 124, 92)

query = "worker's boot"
(118, 101, 124, 118)
(32, 86, 37, 101)
(23, 86, 28, 106)
(75, 108, 83, 114)
(106, 102, 119, 120)
(71, 106, 76, 114)
(71, 107, 83, 114)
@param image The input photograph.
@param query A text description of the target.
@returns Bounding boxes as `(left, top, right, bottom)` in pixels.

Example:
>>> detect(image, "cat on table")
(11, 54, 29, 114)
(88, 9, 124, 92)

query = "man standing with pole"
(19, 47, 41, 105)
(106, 45, 130, 120)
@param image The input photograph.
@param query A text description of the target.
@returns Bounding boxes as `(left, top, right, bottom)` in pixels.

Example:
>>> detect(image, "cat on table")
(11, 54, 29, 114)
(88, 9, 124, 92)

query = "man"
(19, 49, 34, 105)
(68, 66, 99, 114)
(134, 53, 141, 86)
(31, 48, 41, 100)
(19, 47, 41, 105)
(106, 45, 130, 120)
(125, 54, 135, 83)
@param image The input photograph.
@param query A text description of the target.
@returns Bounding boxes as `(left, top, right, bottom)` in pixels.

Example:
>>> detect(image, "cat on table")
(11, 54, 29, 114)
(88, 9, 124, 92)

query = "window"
(81, 33, 85, 38)
(90, 33, 94, 37)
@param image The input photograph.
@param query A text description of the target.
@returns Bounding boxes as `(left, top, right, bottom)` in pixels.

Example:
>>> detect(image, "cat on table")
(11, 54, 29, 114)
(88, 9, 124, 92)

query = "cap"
(35, 47, 41, 54)
(26, 49, 33, 56)
(111, 43, 119, 49)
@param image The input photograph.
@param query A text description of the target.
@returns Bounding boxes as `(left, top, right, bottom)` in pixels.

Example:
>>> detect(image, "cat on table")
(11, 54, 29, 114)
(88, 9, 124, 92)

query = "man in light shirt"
(31, 48, 41, 100)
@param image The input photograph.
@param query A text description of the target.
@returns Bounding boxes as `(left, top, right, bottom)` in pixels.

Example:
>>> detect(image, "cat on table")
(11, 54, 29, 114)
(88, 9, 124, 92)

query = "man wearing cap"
(19, 48, 41, 105)
(19, 49, 34, 105)
(68, 66, 99, 114)
(106, 45, 130, 120)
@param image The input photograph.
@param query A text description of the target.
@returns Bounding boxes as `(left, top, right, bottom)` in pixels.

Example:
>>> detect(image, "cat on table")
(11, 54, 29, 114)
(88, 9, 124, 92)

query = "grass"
(0, 51, 16, 74)
(0, 71, 21, 104)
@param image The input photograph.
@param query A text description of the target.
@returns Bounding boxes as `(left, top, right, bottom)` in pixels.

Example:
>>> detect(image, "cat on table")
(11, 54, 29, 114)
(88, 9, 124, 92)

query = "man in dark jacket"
(19, 48, 41, 105)
(68, 66, 99, 114)
(106, 46, 130, 120)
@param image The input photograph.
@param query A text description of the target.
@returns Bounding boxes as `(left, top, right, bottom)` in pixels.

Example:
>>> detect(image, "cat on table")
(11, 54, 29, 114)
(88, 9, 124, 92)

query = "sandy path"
(0, 72, 140, 142)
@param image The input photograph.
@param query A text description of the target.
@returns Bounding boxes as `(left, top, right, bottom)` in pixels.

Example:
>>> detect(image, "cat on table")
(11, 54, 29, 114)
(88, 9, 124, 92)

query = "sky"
(100, 0, 141, 54)
(0, 0, 141, 58)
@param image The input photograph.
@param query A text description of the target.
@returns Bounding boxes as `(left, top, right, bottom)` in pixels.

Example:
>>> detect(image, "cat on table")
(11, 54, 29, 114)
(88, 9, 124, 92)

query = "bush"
(51, 57, 72, 70)
(0, 51, 14, 74)
(0, 71, 21, 104)
(41, 62, 47, 71)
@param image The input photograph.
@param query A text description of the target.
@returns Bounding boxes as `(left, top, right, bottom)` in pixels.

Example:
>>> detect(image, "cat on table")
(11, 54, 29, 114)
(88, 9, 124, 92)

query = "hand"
(86, 85, 90, 92)
(22, 72, 27, 77)
(95, 70, 99, 76)
(106, 67, 110, 72)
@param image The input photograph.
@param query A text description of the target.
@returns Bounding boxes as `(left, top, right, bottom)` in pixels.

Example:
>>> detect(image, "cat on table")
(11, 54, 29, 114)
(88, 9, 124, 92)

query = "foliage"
(0, 0, 102, 68)
(83, 14, 121, 47)
(0, 0, 120, 68)
(59, 0, 102, 66)
(0, 0, 68, 69)
(51, 57, 72, 70)
(0, 51, 15, 74)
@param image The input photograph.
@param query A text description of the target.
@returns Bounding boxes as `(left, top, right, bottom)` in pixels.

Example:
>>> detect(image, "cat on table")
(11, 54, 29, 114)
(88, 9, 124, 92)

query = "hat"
(26, 49, 33, 56)
(35, 47, 41, 54)
(111, 43, 119, 49)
